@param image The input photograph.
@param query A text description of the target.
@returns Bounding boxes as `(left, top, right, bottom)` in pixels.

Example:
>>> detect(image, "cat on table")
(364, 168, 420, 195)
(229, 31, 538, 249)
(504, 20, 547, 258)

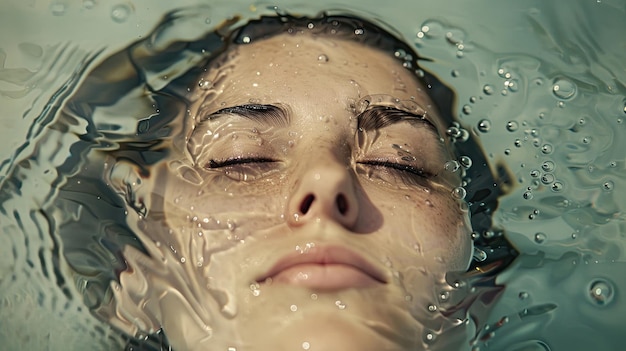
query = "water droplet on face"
(552, 78, 577, 99)
(317, 54, 329, 63)
(444, 160, 461, 172)
(198, 79, 213, 90)
(506, 121, 519, 132)
(110, 3, 132, 23)
(588, 279, 615, 306)
(473, 247, 487, 262)
(534, 232, 546, 244)
(477, 119, 491, 133)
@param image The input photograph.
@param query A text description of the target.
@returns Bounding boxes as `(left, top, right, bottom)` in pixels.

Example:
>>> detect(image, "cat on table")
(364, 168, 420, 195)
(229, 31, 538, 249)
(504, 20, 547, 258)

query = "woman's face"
(117, 32, 473, 351)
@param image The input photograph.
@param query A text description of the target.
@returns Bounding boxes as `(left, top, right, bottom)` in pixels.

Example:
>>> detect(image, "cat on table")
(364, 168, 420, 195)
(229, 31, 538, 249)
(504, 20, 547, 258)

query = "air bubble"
(83, 0, 95, 9)
(477, 119, 491, 133)
(462, 105, 472, 115)
(483, 84, 495, 95)
(505, 79, 520, 92)
(541, 144, 553, 154)
(111, 3, 131, 23)
(541, 173, 554, 184)
(335, 300, 346, 309)
(317, 54, 329, 63)
(445, 160, 461, 172)
(588, 279, 615, 306)
(602, 180, 614, 191)
(302, 342, 311, 350)
(551, 182, 563, 192)
(523, 191, 533, 200)
(534, 232, 546, 244)
(552, 78, 577, 99)
(427, 304, 438, 312)
(423, 330, 436, 343)
(506, 121, 519, 132)
(451, 69, 460, 77)
(541, 161, 555, 172)
(460, 156, 472, 169)
(451, 187, 467, 200)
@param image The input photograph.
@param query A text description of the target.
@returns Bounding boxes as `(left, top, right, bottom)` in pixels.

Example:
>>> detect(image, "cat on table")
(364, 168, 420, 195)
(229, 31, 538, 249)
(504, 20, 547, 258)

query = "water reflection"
(1, 1, 625, 350)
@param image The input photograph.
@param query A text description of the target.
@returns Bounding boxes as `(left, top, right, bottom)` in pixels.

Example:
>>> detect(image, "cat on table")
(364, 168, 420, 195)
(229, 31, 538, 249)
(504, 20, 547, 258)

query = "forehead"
(192, 33, 445, 131)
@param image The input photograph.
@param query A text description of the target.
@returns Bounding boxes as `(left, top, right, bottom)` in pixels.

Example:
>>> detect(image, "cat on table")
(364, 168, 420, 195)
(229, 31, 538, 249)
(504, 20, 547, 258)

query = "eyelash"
(358, 160, 434, 179)
(206, 157, 276, 169)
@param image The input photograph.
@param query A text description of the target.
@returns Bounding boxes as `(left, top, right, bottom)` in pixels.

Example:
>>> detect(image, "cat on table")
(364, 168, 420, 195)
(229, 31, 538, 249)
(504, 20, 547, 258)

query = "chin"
(222, 286, 425, 351)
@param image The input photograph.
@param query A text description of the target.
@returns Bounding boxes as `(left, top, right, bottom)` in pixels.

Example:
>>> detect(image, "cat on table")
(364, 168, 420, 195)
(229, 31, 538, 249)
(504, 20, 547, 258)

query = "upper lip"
(256, 245, 388, 284)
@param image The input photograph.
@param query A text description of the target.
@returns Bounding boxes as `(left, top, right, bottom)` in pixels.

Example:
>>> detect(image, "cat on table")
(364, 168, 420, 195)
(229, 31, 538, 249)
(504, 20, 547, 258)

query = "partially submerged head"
(101, 13, 494, 351)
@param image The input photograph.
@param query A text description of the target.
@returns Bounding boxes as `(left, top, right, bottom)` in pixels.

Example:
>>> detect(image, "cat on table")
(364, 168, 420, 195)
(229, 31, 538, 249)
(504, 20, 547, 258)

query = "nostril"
(336, 193, 348, 215)
(300, 194, 315, 214)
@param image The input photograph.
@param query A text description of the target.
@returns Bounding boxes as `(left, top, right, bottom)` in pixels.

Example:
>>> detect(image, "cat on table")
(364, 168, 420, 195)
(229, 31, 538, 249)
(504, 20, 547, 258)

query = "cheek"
(392, 191, 472, 271)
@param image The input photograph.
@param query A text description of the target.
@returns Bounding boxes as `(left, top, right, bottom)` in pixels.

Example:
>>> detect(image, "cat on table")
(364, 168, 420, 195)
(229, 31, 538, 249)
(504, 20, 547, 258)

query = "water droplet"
(354, 28, 364, 35)
(506, 121, 519, 132)
(534, 232, 546, 244)
(302, 342, 311, 350)
(530, 170, 540, 178)
(451, 187, 466, 200)
(460, 156, 472, 169)
(541, 161, 555, 172)
(552, 78, 577, 99)
(423, 330, 436, 343)
(519, 291, 529, 300)
(451, 69, 460, 77)
(204, 17, 211, 24)
(198, 79, 213, 90)
(111, 3, 131, 23)
(540, 173, 554, 184)
(505, 78, 520, 92)
(523, 191, 533, 200)
(317, 54, 329, 62)
(588, 279, 615, 306)
(483, 84, 495, 95)
(445, 160, 461, 172)
(290, 304, 298, 312)
(541, 144, 553, 154)
(477, 119, 491, 132)
(427, 304, 438, 312)
(551, 181, 563, 192)
(602, 180, 614, 191)
(335, 300, 346, 309)
(462, 104, 472, 115)
(50, 2, 67, 16)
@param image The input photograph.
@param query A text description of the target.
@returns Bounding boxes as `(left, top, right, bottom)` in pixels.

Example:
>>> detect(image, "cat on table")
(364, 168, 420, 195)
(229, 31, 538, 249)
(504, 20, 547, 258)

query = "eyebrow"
(357, 106, 438, 134)
(202, 104, 290, 127)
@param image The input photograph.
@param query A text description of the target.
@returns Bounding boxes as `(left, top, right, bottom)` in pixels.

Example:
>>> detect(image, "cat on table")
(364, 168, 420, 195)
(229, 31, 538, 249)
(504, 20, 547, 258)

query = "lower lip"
(265, 264, 383, 291)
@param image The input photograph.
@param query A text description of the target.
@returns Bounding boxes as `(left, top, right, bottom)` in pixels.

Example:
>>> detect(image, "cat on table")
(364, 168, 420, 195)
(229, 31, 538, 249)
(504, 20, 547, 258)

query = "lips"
(256, 246, 387, 291)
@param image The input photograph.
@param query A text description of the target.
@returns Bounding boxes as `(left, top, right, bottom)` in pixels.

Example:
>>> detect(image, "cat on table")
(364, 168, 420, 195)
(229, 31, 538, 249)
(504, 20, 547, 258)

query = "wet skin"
(112, 32, 473, 351)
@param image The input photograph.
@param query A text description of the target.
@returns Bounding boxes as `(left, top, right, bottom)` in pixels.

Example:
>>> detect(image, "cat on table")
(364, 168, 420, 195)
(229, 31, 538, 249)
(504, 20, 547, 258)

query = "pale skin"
(108, 31, 473, 351)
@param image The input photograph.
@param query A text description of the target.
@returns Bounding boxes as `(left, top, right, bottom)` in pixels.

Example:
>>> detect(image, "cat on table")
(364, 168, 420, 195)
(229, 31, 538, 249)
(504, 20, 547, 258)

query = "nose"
(286, 160, 360, 229)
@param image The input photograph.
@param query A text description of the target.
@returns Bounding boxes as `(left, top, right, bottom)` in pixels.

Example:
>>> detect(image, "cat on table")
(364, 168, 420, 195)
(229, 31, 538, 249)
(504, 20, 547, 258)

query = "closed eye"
(206, 157, 276, 169)
(358, 160, 435, 179)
